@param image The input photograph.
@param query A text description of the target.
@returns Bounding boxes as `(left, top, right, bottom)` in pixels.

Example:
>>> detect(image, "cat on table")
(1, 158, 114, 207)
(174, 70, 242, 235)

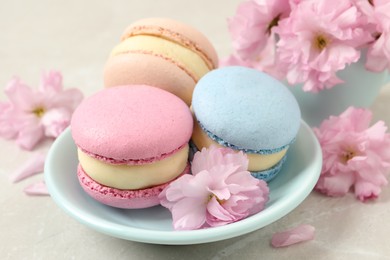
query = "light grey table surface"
(1, 1, 390, 259)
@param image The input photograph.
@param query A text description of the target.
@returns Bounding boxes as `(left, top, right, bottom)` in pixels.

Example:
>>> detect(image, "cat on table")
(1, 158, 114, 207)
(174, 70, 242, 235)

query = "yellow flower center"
(207, 194, 226, 205)
(266, 14, 281, 35)
(340, 149, 357, 164)
(32, 107, 46, 118)
(314, 34, 330, 51)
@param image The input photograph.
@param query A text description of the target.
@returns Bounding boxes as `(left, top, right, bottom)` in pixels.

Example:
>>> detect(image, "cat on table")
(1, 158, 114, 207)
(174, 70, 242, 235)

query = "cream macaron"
(103, 17, 218, 105)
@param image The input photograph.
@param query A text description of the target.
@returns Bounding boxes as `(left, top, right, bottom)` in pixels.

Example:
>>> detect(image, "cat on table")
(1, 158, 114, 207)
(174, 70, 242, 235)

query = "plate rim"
(45, 120, 322, 245)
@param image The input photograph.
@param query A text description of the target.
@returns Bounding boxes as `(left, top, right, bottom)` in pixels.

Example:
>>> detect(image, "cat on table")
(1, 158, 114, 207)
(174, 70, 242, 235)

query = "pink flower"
(227, 0, 291, 60)
(275, 0, 373, 92)
(314, 107, 390, 202)
(159, 146, 269, 230)
(0, 71, 83, 150)
(364, 0, 390, 72)
(219, 35, 284, 80)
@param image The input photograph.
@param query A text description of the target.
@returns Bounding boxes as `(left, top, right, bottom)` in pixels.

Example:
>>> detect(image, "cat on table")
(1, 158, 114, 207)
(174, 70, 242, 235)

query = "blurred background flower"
(0, 71, 83, 150)
(223, 0, 390, 92)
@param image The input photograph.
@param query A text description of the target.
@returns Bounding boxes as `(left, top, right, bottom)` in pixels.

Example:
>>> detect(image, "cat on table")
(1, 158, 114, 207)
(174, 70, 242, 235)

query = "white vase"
(289, 56, 389, 127)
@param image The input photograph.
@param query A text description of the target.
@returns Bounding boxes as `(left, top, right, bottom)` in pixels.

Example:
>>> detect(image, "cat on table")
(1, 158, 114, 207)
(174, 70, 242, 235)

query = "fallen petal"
(10, 153, 46, 182)
(23, 181, 49, 196)
(271, 224, 315, 248)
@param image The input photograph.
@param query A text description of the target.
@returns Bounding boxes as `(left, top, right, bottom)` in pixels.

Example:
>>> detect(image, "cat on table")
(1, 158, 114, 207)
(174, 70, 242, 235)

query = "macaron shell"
(192, 66, 301, 151)
(71, 85, 193, 161)
(250, 154, 287, 182)
(77, 163, 191, 209)
(121, 17, 218, 68)
(104, 53, 195, 105)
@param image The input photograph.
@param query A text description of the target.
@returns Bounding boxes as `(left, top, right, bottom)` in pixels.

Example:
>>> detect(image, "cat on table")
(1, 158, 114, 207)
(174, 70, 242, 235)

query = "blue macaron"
(191, 66, 301, 181)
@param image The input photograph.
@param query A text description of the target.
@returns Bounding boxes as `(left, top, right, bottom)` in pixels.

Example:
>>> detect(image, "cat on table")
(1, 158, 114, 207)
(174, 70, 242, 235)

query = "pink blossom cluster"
(159, 146, 269, 230)
(223, 0, 390, 92)
(314, 107, 390, 201)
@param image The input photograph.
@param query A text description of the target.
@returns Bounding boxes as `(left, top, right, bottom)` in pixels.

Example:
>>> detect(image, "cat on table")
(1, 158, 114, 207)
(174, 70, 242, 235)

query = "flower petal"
(191, 146, 223, 175)
(41, 108, 71, 138)
(9, 152, 46, 182)
(191, 146, 249, 175)
(0, 102, 18, 139)
(315, 171, 355, 197)
(16, 122, 44, 150)
(171, 197, 206, 230)
(181, 170, 211, 198)
(39, 71, 63, 92)
(23, 181, 49, 196)
(271, 224, 315, 248)
(206, 197, 237, 226)
(354, 180, 382, 202)
(162, 174, 193, 202)
(4, 78, 36, 111)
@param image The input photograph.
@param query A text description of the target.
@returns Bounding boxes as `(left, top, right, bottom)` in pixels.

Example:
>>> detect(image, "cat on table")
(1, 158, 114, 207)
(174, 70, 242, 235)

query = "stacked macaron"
(104, 17, 218, 105)
(191, 66, 301, 182)
(71, 86, 193, 208)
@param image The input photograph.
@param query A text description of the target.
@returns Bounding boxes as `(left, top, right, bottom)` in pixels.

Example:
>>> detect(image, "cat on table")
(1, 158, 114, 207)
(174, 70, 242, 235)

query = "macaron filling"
(121, 23, 217, 70)
(78, 145, 190, 190)
(250, 155, 288, 182)
(79, 143, 188, 166)
(111, 35, 210, 82)
(77, 163, 191, 209)
(197, 120, 292, 154)
(192, 120, 290, 172)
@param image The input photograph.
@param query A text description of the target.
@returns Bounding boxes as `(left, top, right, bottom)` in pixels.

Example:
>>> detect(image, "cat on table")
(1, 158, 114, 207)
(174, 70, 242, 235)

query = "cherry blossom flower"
(276, 0, 373, 92)
(363, 0, 390, 72)
(0, 71, 83, 150)
(159, 146, 269, 230)
(313, 107, 390, 202)
(271, 224, 315, 248)
(224, 0, 390, 92)
(219, 35, 283, 80)
(227, 0, 291, 60)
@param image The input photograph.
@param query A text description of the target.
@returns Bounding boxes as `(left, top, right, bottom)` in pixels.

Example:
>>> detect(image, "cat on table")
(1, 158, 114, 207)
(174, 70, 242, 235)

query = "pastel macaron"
(191, 66, 301, 182)
(103, 17, 218, 105)
(71, 85, 193, 209)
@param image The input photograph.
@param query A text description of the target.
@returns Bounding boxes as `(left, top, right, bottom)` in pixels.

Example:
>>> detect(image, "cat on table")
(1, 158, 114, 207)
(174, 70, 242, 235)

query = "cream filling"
(78, 145, 189, 190)
(191, 120, 287, 171)
(111, 35, 210, 81)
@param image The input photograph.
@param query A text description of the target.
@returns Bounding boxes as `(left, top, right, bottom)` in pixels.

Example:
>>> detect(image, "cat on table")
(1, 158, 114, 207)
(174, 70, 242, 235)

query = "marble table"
(1, 1, 389, 259)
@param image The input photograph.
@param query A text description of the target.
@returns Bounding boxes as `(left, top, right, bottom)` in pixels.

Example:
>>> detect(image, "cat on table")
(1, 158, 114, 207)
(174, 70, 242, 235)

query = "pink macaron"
(71, 85, 193, 209)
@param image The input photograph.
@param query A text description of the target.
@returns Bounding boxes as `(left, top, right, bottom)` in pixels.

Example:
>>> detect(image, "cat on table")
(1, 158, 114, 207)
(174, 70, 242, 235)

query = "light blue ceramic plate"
(45, 120, 322, 245)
